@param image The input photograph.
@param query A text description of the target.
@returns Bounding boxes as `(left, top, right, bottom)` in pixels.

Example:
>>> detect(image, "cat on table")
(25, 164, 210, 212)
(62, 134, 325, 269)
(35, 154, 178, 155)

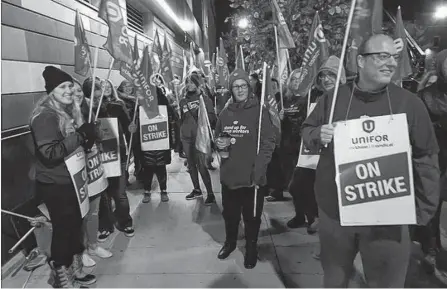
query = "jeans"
(98, 163, 133, 232)
(289, 167, 318, 223)
(143, 165, 167, 191)
(182, 140, 214, 194)
(37, 182, 84, 267)
(319, 209, 410, 287)
(82, 194, 101, 249)
(221, 185, 264, 243)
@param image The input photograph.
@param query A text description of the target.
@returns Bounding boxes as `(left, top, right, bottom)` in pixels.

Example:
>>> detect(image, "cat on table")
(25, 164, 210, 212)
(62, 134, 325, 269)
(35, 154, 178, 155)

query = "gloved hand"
(77, 122, 97, 150)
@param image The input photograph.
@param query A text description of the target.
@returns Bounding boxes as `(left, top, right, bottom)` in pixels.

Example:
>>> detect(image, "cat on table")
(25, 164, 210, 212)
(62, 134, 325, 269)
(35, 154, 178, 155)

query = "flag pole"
(240, 45, 245, 71)
(88, 46, 99, 123)
(94, 58, 115, 121)
(328, 0, 357, 125)
(126, 99, 139, 171)
(274, 26, 284, 110)
(286, 49, 292, 73)
(235, 44, 238, 68)
(253, 62, 267, 217)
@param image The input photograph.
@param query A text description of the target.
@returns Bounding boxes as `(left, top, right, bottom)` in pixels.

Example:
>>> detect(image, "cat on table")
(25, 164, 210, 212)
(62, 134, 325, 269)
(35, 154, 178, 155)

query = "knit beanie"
(229, 68, 250, 89)
(42, 66, 73, 94)
(186, 72, 201, 88)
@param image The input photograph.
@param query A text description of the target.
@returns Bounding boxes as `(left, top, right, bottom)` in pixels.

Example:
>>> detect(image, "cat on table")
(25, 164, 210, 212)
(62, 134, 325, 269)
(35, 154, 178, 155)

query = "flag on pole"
(195, 95, 212, 156)
(263, 65, 281, 135)
(235, 45, 244, 70)
(346, 0, 383, 74)
(278, 48, 289, 86)
(217, 38, 229, 88)
(151, 29, 163, 73)
(161, 33, 174, 85)
(271, 0, 295, 49)
(296, 12, 329, 97)
(189, 42, 196, 69)
(98, 0, 132, 65)
(392, 6, 413, 85)
(74, 10, 91, 76)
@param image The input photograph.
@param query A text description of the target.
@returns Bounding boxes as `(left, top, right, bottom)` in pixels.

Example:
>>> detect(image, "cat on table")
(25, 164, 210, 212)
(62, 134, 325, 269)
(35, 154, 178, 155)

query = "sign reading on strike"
(64, 146, 89, 217)
(98, 118, 121, 177)
(139, 105, 170, 151)
(86, 144, 108, 197)
(334, 113, 415, 226)
(297, 103, 319, 169)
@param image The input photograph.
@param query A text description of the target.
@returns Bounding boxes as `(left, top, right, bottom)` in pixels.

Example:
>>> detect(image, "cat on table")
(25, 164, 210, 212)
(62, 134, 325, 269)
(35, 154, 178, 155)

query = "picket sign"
(139, 105, 170, 151)
(334, 114, 416, 226)
(64, 146, 89, 218)
(86, 144, 108, 197)
(98, 118, 121, 177)
(297, 102, 319, 169)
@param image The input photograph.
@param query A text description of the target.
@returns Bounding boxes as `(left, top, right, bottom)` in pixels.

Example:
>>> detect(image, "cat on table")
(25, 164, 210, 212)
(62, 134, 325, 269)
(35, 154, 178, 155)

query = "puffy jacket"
(139, 87, 177, 166)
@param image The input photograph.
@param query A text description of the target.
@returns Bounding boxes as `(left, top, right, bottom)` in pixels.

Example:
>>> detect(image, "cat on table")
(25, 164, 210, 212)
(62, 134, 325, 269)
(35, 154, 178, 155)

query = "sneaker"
(186, 189, 203, 200)
(160, 192, 169, 202)
(81, 253, 96, 267)
(307, 218, 319, 235)
(286, 216, 306, 229)
(142, 192, 151, 203)
(204, 194, 216, 205)
(87, 246, 113, 259)
(115, 223, 135, 237)
(97, 230, 113, 243)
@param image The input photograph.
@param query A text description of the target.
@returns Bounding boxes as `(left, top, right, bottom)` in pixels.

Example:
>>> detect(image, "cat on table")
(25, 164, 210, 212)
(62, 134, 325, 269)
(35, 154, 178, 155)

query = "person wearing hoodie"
(214, 68, 276, 269)
(302, 34, 439, 287)
(179, 71, 217, 205)
(416, 49, 447, 273)
(30, 66, 97, 287)
(140, 86, 177, 203)
(288, 56, 346, 234)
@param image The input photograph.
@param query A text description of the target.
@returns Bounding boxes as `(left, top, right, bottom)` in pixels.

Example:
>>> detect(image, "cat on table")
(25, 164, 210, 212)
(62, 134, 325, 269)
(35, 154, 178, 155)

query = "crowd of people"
(28, 33, 446, 288)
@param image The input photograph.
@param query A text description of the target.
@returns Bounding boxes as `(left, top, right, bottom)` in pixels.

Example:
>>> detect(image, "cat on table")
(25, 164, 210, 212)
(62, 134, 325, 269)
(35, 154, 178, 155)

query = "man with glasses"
(301, 34, 440, 287)
(214, 68, 276, 269)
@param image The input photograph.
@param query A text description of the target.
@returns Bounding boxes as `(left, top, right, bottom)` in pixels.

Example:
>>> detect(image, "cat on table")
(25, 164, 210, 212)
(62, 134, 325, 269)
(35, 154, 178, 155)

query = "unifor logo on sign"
(338, 152, 411, 206)
(362, 119, 375, 133)
(141, 121, 168, 142)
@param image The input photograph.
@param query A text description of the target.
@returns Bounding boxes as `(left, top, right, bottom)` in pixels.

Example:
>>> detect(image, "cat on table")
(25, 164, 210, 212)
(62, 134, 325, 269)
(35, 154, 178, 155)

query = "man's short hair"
(357, 33, 394, 55)
(271, 78, 279, 85)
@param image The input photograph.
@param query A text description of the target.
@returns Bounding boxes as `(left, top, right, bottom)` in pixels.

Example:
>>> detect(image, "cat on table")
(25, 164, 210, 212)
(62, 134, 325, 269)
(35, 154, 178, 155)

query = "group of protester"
(29, 32, 446, 288)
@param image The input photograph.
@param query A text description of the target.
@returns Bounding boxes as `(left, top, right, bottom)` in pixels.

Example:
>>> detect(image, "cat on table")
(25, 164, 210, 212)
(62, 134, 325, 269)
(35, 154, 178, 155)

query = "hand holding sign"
(320, 123, 335, 145)
(128, 122, 137, 134)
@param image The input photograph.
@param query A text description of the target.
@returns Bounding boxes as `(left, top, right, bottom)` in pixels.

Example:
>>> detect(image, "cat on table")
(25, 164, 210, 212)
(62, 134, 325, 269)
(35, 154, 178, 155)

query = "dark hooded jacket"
(138, 87, 177, 166)
(419, 49, 447, 200)
(215, 69, 276, 189)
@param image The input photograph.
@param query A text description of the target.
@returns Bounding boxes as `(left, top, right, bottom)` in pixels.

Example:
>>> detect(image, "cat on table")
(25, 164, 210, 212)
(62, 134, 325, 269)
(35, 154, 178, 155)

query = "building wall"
(0, 0, 206, 265)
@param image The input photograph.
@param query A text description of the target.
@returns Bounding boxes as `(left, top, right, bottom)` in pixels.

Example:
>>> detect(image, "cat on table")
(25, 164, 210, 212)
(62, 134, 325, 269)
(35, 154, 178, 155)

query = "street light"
(434, 5, 447, 19)
(238, 18, 249, 29)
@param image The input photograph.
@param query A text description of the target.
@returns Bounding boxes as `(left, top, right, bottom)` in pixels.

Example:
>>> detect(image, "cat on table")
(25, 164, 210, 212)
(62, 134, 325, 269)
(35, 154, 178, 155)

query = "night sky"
(214, 0, 440, 42)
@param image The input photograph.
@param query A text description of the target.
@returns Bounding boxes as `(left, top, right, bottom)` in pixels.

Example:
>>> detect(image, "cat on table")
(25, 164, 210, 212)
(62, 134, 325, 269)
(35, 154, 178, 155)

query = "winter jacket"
(179, 90, 216, 143)
(30, 108, 85, 184)
(302, 81, 440, 225)
(419, 49, 447, 176)
(215, 95, 276, 189)
(139, 87, 177, 166)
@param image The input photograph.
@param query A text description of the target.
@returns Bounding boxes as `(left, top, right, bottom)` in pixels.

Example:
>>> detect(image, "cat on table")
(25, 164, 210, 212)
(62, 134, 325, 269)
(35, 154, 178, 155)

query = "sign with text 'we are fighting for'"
(334, 114, 415, 226)
(139, 105, 170, 151)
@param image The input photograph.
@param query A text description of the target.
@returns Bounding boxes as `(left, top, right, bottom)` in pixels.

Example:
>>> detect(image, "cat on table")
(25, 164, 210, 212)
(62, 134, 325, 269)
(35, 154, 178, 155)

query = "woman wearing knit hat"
(30, 66, 98, 287)
(214, 68, 276, 269)
(179, 71, 217, 205)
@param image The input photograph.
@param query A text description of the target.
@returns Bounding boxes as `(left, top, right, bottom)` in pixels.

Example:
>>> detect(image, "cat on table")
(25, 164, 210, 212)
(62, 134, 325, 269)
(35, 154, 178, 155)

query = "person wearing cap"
(180, 71, 217, 205)
(302, 34, 439, 287)
(30, 66, 97, 287)
(214, 68, 276, 269)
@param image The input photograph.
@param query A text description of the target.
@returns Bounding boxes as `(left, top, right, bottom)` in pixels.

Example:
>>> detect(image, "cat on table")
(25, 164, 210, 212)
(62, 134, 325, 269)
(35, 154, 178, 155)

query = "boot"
(48, 260, 87, 288)
(244, 241, 258, 269)
(217, 242, 236, 260)
(70, 254, 97, 285)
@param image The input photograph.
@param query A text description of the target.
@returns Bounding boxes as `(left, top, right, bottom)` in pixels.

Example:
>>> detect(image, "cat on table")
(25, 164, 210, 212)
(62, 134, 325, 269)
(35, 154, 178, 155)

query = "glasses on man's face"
(232, 83, 248, 91)
(361, 52, 400, 62)
(319, 73, 336, 81)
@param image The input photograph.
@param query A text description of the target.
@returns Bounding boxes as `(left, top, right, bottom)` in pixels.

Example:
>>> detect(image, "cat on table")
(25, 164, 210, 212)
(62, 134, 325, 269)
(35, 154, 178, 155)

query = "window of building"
(126, 3, 145, 34)
(77, 0, 101, 9)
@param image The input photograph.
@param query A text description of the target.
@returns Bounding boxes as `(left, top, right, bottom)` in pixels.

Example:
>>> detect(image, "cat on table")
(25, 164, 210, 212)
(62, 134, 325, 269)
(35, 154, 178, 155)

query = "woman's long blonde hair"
(30, 90, 82, 137)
